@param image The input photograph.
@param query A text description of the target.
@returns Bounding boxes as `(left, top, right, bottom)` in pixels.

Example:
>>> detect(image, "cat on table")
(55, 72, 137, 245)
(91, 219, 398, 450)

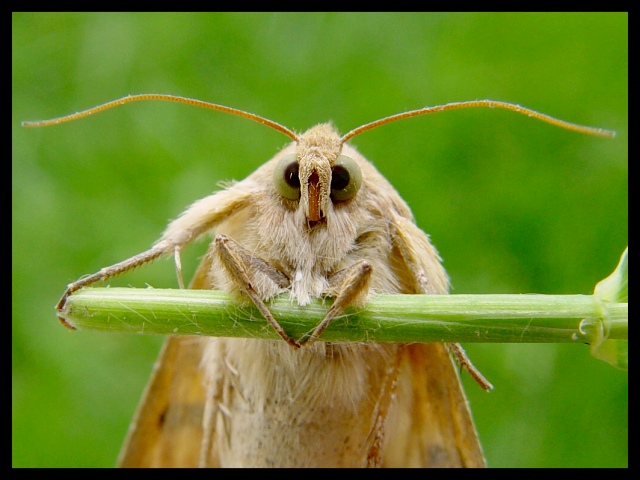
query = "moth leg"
(390, 216, 492, 390)
(55, 239, 178, 329)
(57, 183, 256, 328)
(174, 247, 185, 289)
(448, 343, 493, 392)
(298, 260, 372, 347)
(213, 234, 298, 348)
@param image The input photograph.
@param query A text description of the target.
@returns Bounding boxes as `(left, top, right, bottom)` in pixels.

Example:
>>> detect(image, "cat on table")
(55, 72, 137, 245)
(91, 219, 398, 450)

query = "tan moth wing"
(116, 178, 260, 468)
(116, 335, 209, 467)
(385, 343, 485, 467)
(377, 212, 486, 467)
(117, 255, 226, 467)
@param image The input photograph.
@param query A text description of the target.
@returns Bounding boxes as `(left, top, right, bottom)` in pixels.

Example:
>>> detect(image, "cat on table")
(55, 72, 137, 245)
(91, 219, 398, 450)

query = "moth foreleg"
(298, 260, 373, 347)
(213, 234, 298, 348)
(56, 239, 179, 329)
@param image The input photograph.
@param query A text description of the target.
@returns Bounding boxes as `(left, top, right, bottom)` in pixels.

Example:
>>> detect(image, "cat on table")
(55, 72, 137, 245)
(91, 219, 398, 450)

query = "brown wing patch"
(383, 343, 486, 467)
(117, 336, 208, 467)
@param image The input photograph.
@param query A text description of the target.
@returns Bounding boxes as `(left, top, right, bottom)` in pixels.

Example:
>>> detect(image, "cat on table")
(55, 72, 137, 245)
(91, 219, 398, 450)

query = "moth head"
(273, 123, 362, 222)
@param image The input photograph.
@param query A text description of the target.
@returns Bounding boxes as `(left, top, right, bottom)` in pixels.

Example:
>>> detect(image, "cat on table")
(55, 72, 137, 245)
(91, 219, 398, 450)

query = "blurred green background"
(13, 13, 627, 467)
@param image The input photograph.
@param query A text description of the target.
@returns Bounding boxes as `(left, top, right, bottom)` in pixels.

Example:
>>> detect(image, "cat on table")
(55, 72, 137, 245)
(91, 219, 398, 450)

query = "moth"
(25, 96, 613, 467)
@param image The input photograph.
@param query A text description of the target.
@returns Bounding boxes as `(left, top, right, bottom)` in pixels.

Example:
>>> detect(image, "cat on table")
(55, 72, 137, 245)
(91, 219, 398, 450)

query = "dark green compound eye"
(331, 155, 362, 202)
(273, 154, 300, 200)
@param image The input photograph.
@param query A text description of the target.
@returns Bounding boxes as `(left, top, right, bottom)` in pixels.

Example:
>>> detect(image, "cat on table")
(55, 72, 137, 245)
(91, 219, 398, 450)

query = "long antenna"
(340, 99, 615, 143)
(22, 93, 299, 141)
(24, 95, 614, 143)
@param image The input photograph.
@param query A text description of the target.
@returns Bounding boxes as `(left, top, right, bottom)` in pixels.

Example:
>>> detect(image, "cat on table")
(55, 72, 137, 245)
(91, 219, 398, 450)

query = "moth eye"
(273, 154, 301, 200)
(331, 155, 362, 202)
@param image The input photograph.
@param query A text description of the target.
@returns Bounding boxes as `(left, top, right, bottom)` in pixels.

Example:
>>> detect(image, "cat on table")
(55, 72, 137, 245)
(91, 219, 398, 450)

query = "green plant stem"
(60, 288, 627, 345)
